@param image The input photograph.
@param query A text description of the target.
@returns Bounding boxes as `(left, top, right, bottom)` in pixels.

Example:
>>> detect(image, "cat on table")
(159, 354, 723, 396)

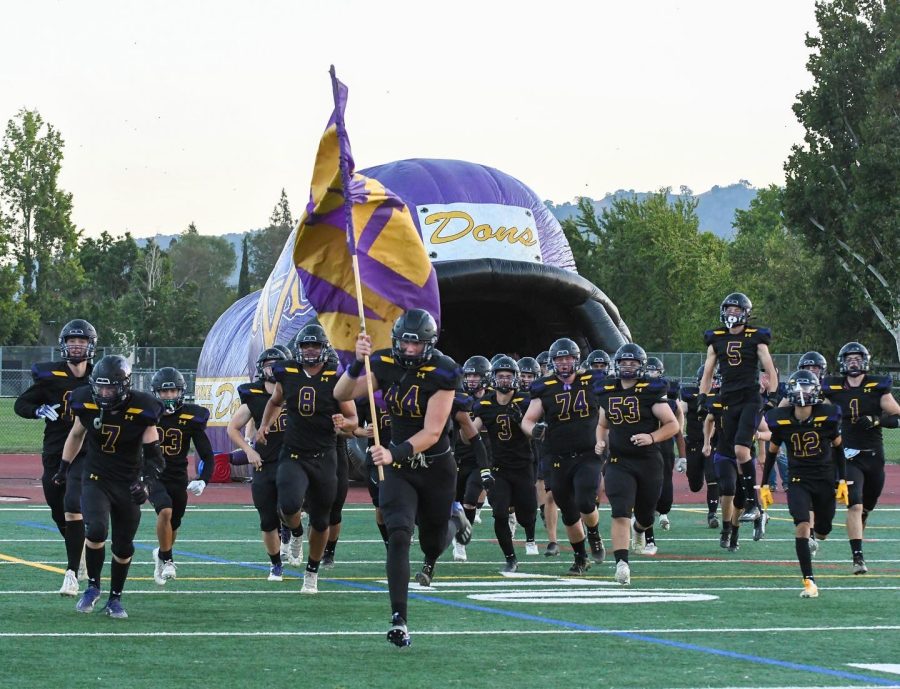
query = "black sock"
(306, 558, 320, 574)
(614, 548, 629, 564)
(158, 549, 173, 562)
(586, 524, 600, 538)
(291, 525, 303, 538)
(707, 484, 719, 514)
(475, 501, 484, 510)
(269, 552, 282, 566)
(850, 538, 863, 558)
(571, 539, 587, 557)
(722, 522, 733, 537)
(109, 557, 130, 598)
(861, 510, 869, 527)
(730, 524, 740, 546)
(324, 539, 337, 557)
(523, 518, 536, 542)
(464, 507, 477, 525)
(795, 537, 813, 579)
(85, 545, 105, 589)
(494, 517, 515, 559)
(739, 465, 757, 506)
(506, 553, 517, 564)
(645, 527, 655, 544)
(376, 522, 389, 546)
(386, 531, 411, 621)
(64, 520, 85, 572)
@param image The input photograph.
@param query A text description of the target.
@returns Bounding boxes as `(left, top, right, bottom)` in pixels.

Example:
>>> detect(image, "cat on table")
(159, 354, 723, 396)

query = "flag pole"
(330, 65, 384, 481)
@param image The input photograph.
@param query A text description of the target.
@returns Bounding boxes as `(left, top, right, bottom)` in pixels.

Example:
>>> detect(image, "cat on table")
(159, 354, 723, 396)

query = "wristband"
(389, 441, 414, 463)
(347, 359, 365, 378)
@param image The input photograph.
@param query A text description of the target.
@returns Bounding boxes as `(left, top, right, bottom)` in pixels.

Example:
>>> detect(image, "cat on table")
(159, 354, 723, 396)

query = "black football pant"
(251, 462, 280, 533)
(604, 451, 664, 526)
(81, 477, 141, 559)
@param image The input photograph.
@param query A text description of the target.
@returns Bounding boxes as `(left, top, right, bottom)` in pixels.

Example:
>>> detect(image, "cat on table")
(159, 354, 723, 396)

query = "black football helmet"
(720, 292, 752, 328)
(151, 367, 186, 414)
(838, 341, 870, 377)
(90, 355, 132, 410)
(391, 308, 438, 368)
(614, 343, 647, 379)
(798, 351, 827, 378)
(516, 357, 540, 390)
(549, 338, 580, 376)
(59, 319, 97, 363)
(585, 349, 611, 371)
(645, 356, 665, 378)
(463, 355, 492, 393)
(490, 353, 507, 366)
(696, 364, 722, 389)
(786, 369, 822, 407)
(290, 324, 329, 365)
(536, 350, 551, 371)
(490, 355, 520, 393)
(256, 346, 290, 382)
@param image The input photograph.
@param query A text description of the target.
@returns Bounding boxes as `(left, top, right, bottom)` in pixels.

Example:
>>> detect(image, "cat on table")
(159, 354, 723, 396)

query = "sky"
(1, 0, 819, 238)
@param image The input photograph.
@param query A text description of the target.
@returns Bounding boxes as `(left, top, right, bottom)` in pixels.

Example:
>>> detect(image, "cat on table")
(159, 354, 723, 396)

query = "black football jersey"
(766, 403, 841, 481)
(356, 395, 392, 448)
(529, 370, 604, 455)
(599, 377, 668, 458)
(369, 348, 461, 454)
(679, 385, 705, 444)
(70, 388, 163, 483)
(453, 391, 480, 466)
(14, 360, 93, 457)
(704, 326, 771, 393)
(237, 382, 286, 463)
(474, 391, 532, 469)
(273, 361, 342, 453)
(822, 374, 892, 451)
(157, 403, 214, 481)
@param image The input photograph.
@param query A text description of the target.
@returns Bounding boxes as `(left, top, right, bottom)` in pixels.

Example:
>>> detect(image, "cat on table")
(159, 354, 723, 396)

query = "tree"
(168, 222, 236, 327)
(248, 189, 294, 289)
(564, 191, 731, 351)
(0, 208, 38, 344)
(237, 235, 251, 298)
(0, 108, 81, 332)
(783, 0, 900, 361)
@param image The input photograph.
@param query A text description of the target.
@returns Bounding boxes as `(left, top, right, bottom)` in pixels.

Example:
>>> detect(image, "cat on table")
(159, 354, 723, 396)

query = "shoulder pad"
(182, 403, 211, 424)
(704, 329, 723, 345)
(873, 375, 893, 392)
(31, 361, 67, 381)
(751, 327, 772, 344)
(479, 399, 492, 407)
(642, 379, 668, 394)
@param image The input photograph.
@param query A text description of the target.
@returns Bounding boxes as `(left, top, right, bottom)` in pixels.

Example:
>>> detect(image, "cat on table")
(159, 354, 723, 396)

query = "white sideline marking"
(469, 590, 719, 604)
(848, 664, 900, 675)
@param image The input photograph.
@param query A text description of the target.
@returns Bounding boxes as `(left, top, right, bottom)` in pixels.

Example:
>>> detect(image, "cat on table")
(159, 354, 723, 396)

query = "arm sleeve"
(470, 432, 490, 471)
(192, 429, 215, 483)
(14, 384, 44, 419)
(833, 443, 847, 482)
(142, 441, 165, 482)
(762, 448, 778, 488)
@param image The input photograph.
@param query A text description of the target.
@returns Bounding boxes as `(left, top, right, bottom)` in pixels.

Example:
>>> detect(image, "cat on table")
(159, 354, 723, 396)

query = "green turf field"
(1, 504, 898, 689)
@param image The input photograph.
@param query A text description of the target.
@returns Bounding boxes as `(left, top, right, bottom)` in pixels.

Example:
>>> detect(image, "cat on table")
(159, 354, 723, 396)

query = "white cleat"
(59, 569, 79, 597)
(525, 540, 539, 556)
(631, 529, 645, 554)
(615, 560, 631, 585)
(288, 535, 304, 566)
(800, 578, 818, 598)
(152, 548, 166, 586)
(161, 559, 177, 582)
(808, 536, 819, 557)
(473, 508, 482, 525)
(301, 571, 318, 594)
(508, 513, 518, 539)
(659, 514, 671, 531)
(452, 541, 467, 562)
(642, 541, 658, 556)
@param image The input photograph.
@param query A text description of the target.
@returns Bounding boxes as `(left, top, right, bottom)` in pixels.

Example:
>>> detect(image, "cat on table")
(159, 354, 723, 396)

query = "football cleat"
(77, 548, 87, 581)
(59, 569, 79, 597)
(719, 531, 730, 549)
(452, 541, 467, 562)
(566, 555, 590, 576)
(508, 513, 518, 539)
(525, 540, 539, 556)
(321, 552, 335, 570)
(268, 564, 284, 582)
(615, 560, 631, 585)
(728, 541, 741, 553)
(387, 613, 411, 648)
(588, 533, 606, 564)
(103, 597, 128, 619)
(415, 561, 435, 587)
(288, 535, 304, 566)
(808, 535, 819, 557)
(279, 526, 291, 560)
(631, 528, 645, 555)
(161, 559, 177, 582)
(76, 586, 101, 614)
(544, 542, 560, 557)
(473, 508, 482, 525)
(152, 547, 166, 586)
(300, 571, 318, 594)
(453, 506, 473, 545)
(753, 513, 767, 541)
(642, 542, 658, 556)
(502, 558, 518, 574)
(707, 513, 719, 529)
(800, 578, 819, 598)
(658, 514, 671, 531)
(852, 556, 868, 575)
(739, 504, 761, 523)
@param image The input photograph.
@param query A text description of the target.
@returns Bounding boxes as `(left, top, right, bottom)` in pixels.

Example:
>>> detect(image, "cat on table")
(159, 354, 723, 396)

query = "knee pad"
(170, 515, 183, 532)
(308, 513, 329, 533)
(63, 493, 82, 515)
(634, 509, 655, 529)
(329, 506, 343, 527)
(278, 500, 302, 521)
(85, 521, 108, 544)
(260, 516, 280, 533)
(111, 541, 135, 560)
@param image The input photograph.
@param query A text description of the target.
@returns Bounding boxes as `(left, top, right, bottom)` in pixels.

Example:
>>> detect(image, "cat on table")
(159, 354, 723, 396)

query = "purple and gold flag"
(293, 73, 440, 366)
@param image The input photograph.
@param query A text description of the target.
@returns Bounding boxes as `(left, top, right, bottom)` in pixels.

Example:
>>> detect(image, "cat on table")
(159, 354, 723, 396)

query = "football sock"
(850, 538, 863, 558)
(65, 519, 85, 571)
(386, 530, 411, 620)
(86, 545, 105, 588)
(158, 549, 173, 562)
(571, 538, 587, 557)
(269, 552, 281, 566)
(614, 549, 629, 564)
(494, 517, 515, 559)
(795, 537, 813, 579)
(109, 558, 130, 598)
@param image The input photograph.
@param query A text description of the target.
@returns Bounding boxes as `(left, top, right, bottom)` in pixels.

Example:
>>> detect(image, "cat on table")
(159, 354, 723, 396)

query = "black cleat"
(321, 552, 335, 569)
(753, 512, 768, 541)
(502, 558, 518, 574)
(739, 504, 761, 522)
(587, 533, 606, 564)
(567, 555, 591, 576)
(719, 531, 730, 549)
(728, 542, 741, 552)
(414, 560, 435, 587)
(387, 613, 411, 648)
(852, 556, 868, 575)
(452, 505, 472, 545)
(544, 542, 560, 557)
(708, 513, 719, 529)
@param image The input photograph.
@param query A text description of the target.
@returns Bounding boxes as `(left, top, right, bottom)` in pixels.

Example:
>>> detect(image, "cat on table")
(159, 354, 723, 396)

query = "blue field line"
(15, 519, 898, 687)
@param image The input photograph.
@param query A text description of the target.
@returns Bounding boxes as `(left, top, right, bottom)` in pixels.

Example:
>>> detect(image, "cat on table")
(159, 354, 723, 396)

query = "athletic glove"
(531, 422, 548, 441)
(674, 457, 687, 473)
(856, 415, 880, 430)
(51, 459, 71, 486)
(764, 391, 780, 411)
(835, 479, 849, 506)
(480, 468, 495, 491)
(696, 393, 710, 412)
(507, 404, 524, 425)
(759, 485, 774, 510)
(187, 480, 206, 497)
(129, 481, 149, 505)
(35, 404, 61, 421)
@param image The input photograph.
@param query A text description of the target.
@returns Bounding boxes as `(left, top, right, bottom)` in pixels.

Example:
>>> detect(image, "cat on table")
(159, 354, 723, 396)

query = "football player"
(334, 309, 470, 648)
(762, 370, 848, 597)
(822, 342, 900, 574)
(680, 365, 720, 528)
(15, 319, 96, 596)
(56, 355, 164, 618)
(228, 346, 290, 581)
(257, 324, 358, 594)
(597, 344, 680, 584)
(353, 389, 392, 548)
(473, 356, 539, 572)
(699, 293, 779, 522)
(148, 367, 214, 585)
(522, 338, 607, 575)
